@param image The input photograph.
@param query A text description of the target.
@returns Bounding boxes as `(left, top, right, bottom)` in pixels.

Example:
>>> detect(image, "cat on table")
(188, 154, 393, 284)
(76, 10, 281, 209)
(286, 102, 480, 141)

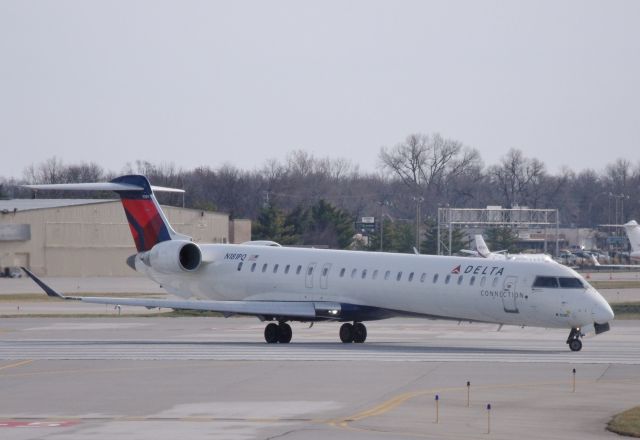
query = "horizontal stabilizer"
(23, 175, 188, 251)
(23, 182, 185, 193)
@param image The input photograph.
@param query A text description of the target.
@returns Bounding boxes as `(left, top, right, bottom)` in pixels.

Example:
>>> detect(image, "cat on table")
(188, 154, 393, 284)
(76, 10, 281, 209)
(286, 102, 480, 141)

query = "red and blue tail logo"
(111, 176, 172, 252)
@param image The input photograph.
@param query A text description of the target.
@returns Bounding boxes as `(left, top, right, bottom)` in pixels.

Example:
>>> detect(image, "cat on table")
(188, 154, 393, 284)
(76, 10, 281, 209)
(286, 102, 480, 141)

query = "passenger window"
(285, 264, 290, 274)
(307, 266, 314, 276)
(351, 268, 357, 279)
(296, 265, 302, 275)
(433, 274, 439, 283)
(457, 275, 463, 285)
(340, 268, 346, 277)
(251, 263, 257, 272)
(372, 270, 378, 280)
(470, 276, 475, 286)
(361, 269, 367, 279)
(533, 276, 559, 288)
(408, 272, 414, 282)
(273, 264, 279, 274)
(322, 267, 329, 276)
(396, 271, 403, 281)
(480, 276, 486, 287)
(384, 270, 391, 280)
(492, 277, 499, 287)
(237, 262, 243, 271)
(420, 273, 426, 283)
(445, 275, 451, 284)
(559, 277, 584, 288)
(262, 264, 268, 273)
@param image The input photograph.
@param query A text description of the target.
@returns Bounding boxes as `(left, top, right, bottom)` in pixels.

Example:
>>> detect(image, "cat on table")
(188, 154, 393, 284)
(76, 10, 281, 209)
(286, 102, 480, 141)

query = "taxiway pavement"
(0, 317, 638, 439)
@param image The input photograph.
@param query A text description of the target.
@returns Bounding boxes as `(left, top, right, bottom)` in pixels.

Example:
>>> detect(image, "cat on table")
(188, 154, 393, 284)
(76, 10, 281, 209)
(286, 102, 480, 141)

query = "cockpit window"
(559, 277, 584, 288)
(533, 276, 559, 288)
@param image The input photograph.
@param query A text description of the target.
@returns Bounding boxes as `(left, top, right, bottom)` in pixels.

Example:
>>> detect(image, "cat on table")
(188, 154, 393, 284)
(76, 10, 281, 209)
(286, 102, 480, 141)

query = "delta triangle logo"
(451, 265, 461, 274)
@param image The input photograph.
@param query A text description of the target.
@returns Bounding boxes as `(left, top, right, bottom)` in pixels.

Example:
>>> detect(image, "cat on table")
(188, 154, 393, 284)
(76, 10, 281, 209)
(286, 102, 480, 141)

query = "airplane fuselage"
(136, 244, 612, 330)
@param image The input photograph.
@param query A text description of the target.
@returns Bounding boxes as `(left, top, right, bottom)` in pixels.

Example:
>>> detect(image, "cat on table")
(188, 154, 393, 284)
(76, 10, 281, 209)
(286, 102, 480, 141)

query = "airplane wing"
(588, 255, 639, 269)
(21, 267, 339, 319)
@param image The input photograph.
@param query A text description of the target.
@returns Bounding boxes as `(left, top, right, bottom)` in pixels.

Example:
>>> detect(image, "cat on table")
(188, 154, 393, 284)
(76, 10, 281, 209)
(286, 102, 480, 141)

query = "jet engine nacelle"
(147, 240, 202, 274)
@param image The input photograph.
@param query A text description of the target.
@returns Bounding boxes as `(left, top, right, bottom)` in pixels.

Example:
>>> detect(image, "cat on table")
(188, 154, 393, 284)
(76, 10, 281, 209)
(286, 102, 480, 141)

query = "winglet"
(21, 267, 67, 299)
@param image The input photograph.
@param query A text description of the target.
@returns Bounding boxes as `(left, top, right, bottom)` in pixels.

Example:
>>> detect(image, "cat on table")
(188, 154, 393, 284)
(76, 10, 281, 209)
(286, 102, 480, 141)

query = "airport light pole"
(413, 196, 424, 252)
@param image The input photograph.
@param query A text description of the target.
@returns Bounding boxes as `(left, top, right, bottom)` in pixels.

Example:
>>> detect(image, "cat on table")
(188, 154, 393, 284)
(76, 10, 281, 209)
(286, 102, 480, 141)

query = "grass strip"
(608, 406, 640, 437)
(611, 302, 640, 320)
(590, 280, 640, 290)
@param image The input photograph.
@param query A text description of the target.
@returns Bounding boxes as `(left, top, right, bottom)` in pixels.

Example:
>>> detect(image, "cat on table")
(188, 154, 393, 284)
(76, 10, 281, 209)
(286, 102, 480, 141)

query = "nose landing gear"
(567, 327, 583, 352)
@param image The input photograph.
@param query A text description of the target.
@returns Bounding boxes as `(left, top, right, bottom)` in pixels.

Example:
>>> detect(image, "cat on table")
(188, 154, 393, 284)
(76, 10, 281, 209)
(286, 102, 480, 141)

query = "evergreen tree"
(484, 227, 519, 253)
(252, 205, 298, 245)
(304, 199, 355, 249)
(421, 218, 467, 255)
(388, 222, 415, 253)
(285, 205, 311, 240)
(367, 219, 416, 253)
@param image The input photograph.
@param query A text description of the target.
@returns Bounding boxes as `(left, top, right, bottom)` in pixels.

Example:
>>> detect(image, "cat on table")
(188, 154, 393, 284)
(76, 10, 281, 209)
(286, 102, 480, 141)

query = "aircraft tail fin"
(23, 175, 188, 252)
(474, 234, 491, 258)
(623, 220, 640, 253)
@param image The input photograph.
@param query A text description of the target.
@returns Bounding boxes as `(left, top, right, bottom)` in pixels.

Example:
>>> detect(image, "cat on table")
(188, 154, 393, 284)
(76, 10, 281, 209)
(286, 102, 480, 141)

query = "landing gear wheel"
(264, 323, 280, 344)
(566, 327, 583, 352)
(278, 322, 292, 343)
(353, 322, 367, 343)
(339, 323, 354, 343)
(569, 339, 582, 352)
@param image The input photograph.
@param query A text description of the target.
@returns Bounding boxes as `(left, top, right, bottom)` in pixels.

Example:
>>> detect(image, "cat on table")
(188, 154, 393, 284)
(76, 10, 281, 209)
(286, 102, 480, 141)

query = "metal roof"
(0, 199, 117, 213)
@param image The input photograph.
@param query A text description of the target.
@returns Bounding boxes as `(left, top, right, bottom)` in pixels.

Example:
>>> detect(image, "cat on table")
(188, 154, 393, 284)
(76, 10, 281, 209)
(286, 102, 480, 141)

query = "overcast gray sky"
(1, 0, 638, 179)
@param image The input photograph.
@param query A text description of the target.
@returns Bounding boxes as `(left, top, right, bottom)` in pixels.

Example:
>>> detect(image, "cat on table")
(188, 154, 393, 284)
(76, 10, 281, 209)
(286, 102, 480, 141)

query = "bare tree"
(379, 133, 480, 198)
(488, 149, 547, 208)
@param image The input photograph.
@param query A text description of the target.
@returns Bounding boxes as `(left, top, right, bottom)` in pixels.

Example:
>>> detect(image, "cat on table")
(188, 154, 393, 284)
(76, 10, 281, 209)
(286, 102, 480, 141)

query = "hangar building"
(0, 199, 251, 276)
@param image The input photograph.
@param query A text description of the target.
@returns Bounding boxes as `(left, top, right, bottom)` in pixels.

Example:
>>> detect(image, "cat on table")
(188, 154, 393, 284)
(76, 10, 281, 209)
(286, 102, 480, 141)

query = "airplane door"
(305, 263, 317, 289)
(502, 276, 519, 313)
(320, 263, 331, 289)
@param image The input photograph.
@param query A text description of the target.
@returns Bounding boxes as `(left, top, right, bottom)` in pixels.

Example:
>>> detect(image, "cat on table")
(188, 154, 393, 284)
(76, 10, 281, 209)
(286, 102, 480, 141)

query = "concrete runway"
(0, 317, 638, 439)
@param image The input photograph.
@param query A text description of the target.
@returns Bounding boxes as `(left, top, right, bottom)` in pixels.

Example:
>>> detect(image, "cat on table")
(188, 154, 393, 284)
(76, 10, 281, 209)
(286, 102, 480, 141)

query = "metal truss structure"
(437, 207, 560, 256)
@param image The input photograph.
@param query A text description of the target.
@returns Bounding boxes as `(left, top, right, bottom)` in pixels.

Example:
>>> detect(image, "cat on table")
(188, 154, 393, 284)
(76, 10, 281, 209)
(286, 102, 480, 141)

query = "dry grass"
(590, 280, 640, 290)
(611, 303, 640, 320)
(608, 406, 640, 437)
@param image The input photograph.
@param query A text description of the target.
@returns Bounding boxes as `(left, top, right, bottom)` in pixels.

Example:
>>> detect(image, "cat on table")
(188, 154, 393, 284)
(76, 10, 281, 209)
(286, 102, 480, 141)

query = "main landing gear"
(339, 322, 367, 343)
(263, 321, 369, 344)
(567, 327, 583, 352)
(264, 322, 292, 344)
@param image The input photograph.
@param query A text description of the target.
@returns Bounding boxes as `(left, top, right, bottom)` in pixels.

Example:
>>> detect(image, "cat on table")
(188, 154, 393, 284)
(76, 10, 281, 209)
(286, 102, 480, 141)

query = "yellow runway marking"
(0, 359, 33, 372)
(328, 376, 640, 436)
(0, 362, 243, 379)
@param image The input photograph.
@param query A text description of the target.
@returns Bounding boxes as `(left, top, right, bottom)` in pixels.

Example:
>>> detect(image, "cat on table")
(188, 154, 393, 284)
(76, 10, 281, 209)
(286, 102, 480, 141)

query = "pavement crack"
(264, 427, 321, 440)
(596, 363, 612, 382)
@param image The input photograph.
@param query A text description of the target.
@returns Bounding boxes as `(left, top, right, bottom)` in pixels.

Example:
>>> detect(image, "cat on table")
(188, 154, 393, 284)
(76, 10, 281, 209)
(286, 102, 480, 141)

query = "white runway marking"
(1, 318, 635, 364)
(0, 339, 637, 364)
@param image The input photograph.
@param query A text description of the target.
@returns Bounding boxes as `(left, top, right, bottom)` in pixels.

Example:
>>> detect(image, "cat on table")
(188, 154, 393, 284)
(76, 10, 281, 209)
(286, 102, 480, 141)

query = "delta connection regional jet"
(21, 175, 614, 351)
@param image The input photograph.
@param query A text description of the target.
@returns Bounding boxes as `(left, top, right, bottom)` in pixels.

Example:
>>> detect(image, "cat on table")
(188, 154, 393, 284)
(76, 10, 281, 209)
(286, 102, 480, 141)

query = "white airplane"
(588, 254, 639, 269)
(624, 220, 640, 262)
(21, 175, 614, 352)
(472, 235, 554, 263)
(587, 220, 640, 268)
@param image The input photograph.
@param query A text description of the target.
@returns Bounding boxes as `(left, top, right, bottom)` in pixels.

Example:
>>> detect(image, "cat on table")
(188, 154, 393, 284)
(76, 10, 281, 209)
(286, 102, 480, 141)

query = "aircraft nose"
(592, 299, 615, 324)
